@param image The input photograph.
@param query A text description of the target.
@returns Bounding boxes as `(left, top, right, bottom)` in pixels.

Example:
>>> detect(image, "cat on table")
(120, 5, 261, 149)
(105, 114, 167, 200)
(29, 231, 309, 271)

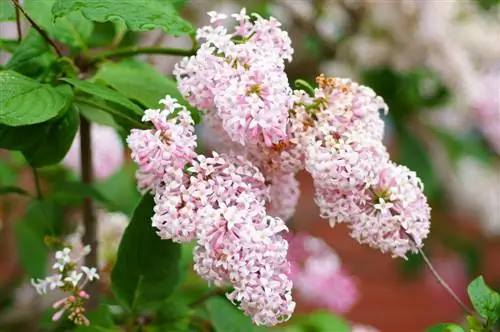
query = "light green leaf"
(61, 78, 143, 115)
(5, 29, 52, 77)
(206, 296, 256, 332)
(94, 59, 201, 122)
(24, 0, 93, 49)
(77, 101, 122, 130)
(23, 104, 79, 167)
(0, 70, 71, 126)
(292, 311, 350, 332)
(468, 276, 500, 324)
(0, 122, 51, 150)
(0, 39, 19, 53)
(0, 0, 15, 21)
(111, 195, 181, 312)
(75, 304, 115, 331)
(52, 181, 118, 210)
(426, 323, 465, 332)
(52, 0, 193, 36)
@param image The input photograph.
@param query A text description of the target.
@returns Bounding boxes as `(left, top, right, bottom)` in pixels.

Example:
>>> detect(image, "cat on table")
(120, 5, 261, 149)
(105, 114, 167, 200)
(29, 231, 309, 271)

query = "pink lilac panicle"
(266, 172, 300, 221)
(126, 96, 197, 194)
(286, 233, 358, 314)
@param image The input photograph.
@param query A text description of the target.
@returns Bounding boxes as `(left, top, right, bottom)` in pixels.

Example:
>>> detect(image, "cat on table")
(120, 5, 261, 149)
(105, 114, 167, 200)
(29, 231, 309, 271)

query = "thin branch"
(189, 288, 229, 308)
(75, 96, 148, 129)
(10, 0, 62, 57)
(405, 230, 477, 318)
(89, 46, 195, 64)
(31, 167, 43, 199)
(14, 3, 22, 42)
(79, 116, 99, 310)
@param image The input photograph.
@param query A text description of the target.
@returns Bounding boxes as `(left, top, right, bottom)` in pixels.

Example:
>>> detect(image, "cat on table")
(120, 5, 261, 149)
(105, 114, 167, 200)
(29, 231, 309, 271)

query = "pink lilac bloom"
(473, 67, 500, 154)
(286, 233, 358, 314)
(63, 123, 124, 179)
(348, 162, 431, 259)
(174, 9, 294, 147)
(266, 172, 300, 221)
(126, 96, 197, 194)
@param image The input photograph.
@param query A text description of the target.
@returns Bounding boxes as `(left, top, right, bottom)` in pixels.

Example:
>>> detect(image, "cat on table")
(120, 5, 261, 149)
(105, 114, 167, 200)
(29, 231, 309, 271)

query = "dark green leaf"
(0, 70, 70, 126)
(396, 128, 439, 200)
(52, 0, 193, 36)
(94, 59, 201, 123)
(75, 304, 115, 331)
(0, 160, 16, 186)
(52, 181, 117, 210)
(61, 78, 143, 115)
(94, 164, 141, 216)
(111, 195, 181, 311)
(206, 296, 255, 332)
(0, 185, 30, 196)
(23, 104, 79, 167)
(0, 122, 50, 150)
(153, 298, 191, 331)
(468, 276, 500, 324)
(24, 0, 93, 49)
(0, 0, 15, 21)
(426, 323, 465, 332)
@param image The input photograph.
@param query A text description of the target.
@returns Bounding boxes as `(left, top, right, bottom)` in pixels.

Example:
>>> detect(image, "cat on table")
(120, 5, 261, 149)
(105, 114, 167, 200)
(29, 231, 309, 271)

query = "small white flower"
(64, 271, 83, 287)
(31, 278, 48, 295)
(55, 248, 71, 263)
(47, 275, 64, 290)
(81, 266, 100, 281)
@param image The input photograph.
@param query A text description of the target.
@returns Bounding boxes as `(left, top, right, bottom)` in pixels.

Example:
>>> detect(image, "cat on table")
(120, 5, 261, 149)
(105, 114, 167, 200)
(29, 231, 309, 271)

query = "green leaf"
(94, 164, 141, 216)
(293, 311, 351, 332)
(61, 78, 143, 115)
(0, 39, 19, 53)
(426, 323, 465, 332)
(94, 59, 201, 123)
(77, 100, 122, 130)
(0, 0, 15, 21)
(6, 30, 50, 72)
(0, 122, 50, 150)
(52, 0, 193, 36)
(52, 181, 118, 210)
(23, 104, 79, 167)
(75, 304, 115, 331)
(206, 296, 256, 332)
(111, 194, 181, 312)
(0, 70, 71, 126)
(153, 298, 191, 331)
(24, 0, 93, 49)
(0, 160, 16, 186)
(0, 185, 30, 197)
(468, 276, 500, 324)
(396, 128, 439, 200)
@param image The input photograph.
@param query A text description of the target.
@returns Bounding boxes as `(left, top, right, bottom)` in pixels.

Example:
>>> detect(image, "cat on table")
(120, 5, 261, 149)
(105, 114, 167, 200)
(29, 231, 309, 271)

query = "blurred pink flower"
(424, 255, 468, 311)
(286, 233, 358, 314)
(63, 123, 124, 180)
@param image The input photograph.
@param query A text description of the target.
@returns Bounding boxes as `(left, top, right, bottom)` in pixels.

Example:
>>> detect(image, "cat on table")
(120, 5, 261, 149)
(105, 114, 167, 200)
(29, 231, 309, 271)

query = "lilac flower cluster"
(31, 246, 99, 325)
(128, 8, 432, 326)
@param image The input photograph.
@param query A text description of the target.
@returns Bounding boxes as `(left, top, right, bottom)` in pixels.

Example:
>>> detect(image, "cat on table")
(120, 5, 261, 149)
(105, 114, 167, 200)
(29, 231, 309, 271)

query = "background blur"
(1, 0, 499, 331)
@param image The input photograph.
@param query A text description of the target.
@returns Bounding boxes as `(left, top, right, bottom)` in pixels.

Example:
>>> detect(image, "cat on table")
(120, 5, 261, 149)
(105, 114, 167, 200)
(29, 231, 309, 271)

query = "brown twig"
(10, 0, 62, 57)
(79, 116, 99, 310)
(14, 3, 22, 42)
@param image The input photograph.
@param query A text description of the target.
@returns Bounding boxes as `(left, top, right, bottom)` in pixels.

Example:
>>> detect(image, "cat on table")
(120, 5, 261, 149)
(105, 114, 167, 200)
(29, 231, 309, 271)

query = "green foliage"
(0, 185, 30, 197)
(426, 323, 465, 332)
(468, 276, 500, 326)
(24, 0, 93, 49)
(94, 59, 201, 123)
(205, 296, 260, 332)
(63, 78, 143, 115)
(22, 104, 79, 167)
(281, 311, 351, 332)
(75, 304, 116, 331)
(0, 122, 50, 150)
(152, 298, 191, 331)
(0, 0, 15, 21)
(111, 195, 181, 312)
(52, 0, 193, 36)
(77, 100, 122, 130)
(5, 29, 51, 76)
(476, 0, 500, 10)
(0, 70, 71, 126)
